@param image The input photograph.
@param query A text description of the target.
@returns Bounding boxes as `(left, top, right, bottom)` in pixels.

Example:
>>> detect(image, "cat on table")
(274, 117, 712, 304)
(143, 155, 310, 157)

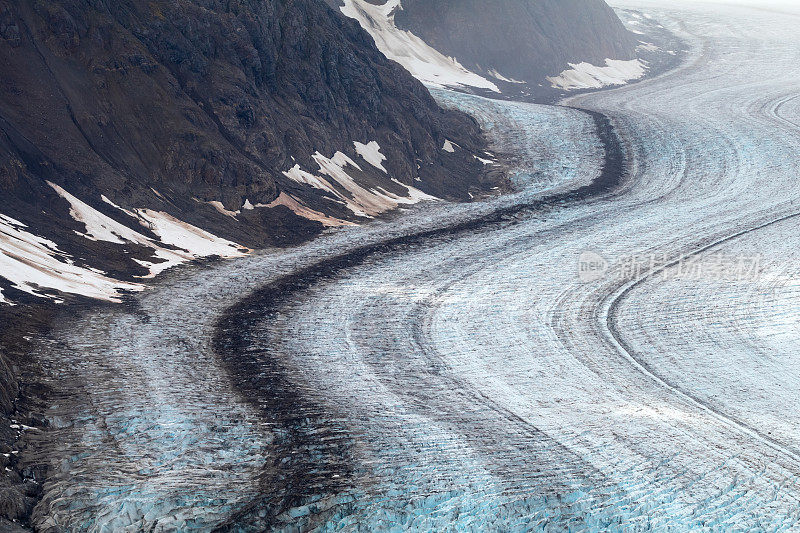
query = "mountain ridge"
(330, 0, 644, 99)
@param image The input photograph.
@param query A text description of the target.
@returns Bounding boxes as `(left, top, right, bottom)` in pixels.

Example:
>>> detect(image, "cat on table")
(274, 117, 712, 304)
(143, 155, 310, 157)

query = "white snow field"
(547, 58, 648, 91)
(0, 212, 143, 304)
(28, 0, 800, 530)
(0, 184, 248, 304)
(283, 147, 436, 218)
(338, 0, 501, 92)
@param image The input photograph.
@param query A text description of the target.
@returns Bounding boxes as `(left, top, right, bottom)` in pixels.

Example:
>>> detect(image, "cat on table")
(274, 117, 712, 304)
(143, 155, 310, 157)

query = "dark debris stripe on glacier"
(26, 92, 606, 531)
(209, 110, 636, 529)
(220, 3, 800, 530)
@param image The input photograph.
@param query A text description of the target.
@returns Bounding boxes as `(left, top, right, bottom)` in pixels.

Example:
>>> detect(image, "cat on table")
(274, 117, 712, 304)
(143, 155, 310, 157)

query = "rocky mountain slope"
(0, 0, 498, 307)
(331, 0, 646, 99)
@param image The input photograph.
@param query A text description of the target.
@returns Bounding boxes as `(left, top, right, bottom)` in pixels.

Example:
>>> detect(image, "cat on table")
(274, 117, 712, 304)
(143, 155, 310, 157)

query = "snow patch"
(260, 192, 354, 227)
(442, 140, 456, 153)
(339, 0, 500, 93)
(57, 185, 247, 275)
(284, 164, 341, 196)
(312, 151, 389, 217)
(283, 150, 437, 218)
(205, 200, 240, 218)
(2, 186, 249, 304)
(637, 42, 660, 52)
(547, 59, 648, 91)
(50, 182, 129, 244)
(150, 188, 166, 201)
(488, 69, 526, 84)
(130, 209, 247, 259)
(390, 178, 438, 203)
(50, 185, 200, 279)
(0, 212, 143, 304)
(354, 141, 388, 173)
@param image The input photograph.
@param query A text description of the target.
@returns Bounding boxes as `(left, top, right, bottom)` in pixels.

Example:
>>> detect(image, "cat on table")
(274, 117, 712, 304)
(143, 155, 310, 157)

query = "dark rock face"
(392, 0, 638, 85)
(0, 0, 493, 250)
(0, 304, 52, 532)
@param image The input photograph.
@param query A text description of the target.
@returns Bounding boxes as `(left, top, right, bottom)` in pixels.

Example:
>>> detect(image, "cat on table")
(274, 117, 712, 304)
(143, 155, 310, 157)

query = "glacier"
(24, 0, 800, 530)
